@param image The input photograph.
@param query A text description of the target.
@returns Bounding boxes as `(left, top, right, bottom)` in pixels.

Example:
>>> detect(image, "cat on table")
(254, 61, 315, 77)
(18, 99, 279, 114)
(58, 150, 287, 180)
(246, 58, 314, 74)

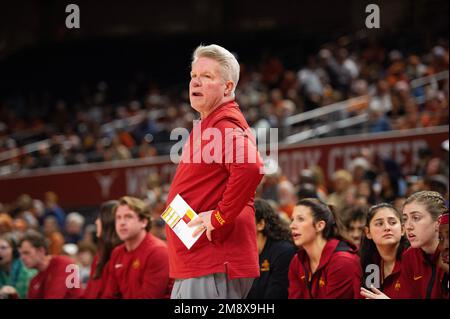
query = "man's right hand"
(189, 210, 215, 241)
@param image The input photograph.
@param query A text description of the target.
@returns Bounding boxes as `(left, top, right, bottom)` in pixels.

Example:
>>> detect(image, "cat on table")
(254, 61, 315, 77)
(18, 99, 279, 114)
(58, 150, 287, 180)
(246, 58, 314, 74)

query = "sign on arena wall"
(277, 126, 448, 185)
(0, 126, 448, 207)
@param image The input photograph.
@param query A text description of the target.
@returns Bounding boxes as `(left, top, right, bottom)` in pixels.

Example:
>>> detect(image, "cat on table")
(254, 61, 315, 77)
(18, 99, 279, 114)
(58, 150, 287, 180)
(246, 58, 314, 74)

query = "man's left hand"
(189, 210, 215, 241)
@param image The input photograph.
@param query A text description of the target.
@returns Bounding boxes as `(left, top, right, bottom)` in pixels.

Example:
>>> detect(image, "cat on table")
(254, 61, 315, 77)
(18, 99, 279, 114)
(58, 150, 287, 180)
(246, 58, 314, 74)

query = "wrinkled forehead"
(191, 57, 223, 74)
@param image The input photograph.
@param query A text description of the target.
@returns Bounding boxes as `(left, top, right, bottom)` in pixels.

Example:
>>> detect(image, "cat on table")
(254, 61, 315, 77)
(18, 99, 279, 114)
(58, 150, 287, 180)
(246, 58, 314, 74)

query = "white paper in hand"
(161, 194, 204, 249)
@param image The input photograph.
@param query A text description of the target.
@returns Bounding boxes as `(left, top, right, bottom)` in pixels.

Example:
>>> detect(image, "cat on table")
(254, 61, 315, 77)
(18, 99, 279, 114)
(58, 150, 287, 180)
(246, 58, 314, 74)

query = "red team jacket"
(166, 101, 264, 280)
(379, 258, 403, 299)
(363, 254, 403, 299)
(27, 255, 82, 299)
(82, 254, 111, 299)
(288, 239, 362, 299)
(399, 246, 447, 299)
(103, 233, 172, 298)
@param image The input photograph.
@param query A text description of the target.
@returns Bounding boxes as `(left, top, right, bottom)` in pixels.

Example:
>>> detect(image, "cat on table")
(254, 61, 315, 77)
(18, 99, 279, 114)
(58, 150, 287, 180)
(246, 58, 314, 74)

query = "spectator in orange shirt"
(0, 213, 14, 235)
(43, 216, 65, 255)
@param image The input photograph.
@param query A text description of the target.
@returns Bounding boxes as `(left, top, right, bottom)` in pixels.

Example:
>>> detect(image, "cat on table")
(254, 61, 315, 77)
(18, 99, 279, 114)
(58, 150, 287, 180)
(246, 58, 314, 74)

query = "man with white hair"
(166, 44, 264, 299)
(277, 180, 297, 219)
(64, 212, 85, 244)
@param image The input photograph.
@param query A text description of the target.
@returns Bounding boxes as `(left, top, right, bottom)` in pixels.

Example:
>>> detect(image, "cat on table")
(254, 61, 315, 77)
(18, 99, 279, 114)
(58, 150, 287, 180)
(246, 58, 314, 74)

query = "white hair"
(278, 180, 295, 194)
(192, 44, 240, 96)
(66, 212, 85, 226)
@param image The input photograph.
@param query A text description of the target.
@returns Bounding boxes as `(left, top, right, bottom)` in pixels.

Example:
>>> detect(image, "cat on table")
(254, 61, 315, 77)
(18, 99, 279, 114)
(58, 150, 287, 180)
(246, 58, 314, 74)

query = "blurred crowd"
(0, 38, 448, 175)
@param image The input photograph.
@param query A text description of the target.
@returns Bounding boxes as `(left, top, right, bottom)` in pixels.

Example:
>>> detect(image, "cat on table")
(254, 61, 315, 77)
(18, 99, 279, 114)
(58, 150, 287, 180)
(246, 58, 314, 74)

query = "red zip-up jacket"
(103, 233, 172, 298)
(82, 255, 111, 299)
(379, 258, 403, 298)
(166, 101, 264, 279)
(27, 255, 82, 299)
(362, 254, 403, 299)
(288, 239, 362, 299)
(398, 246, 447, 299)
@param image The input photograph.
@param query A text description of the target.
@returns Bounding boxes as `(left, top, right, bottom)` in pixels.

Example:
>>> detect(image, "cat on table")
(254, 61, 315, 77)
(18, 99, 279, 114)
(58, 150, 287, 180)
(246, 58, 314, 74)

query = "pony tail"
(327, 204, 344, 240)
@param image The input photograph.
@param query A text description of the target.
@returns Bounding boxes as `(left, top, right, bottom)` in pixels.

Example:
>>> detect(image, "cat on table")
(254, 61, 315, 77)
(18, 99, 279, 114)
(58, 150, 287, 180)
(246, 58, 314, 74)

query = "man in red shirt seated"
(19, 230, 82, 299)
(103, 196, 172, 298)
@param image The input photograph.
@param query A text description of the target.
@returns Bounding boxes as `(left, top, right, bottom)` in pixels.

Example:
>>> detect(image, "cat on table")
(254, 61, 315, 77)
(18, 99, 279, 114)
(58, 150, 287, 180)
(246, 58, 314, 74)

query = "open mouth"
(408, 233, 416, 240)
(191, 92, 203, 97)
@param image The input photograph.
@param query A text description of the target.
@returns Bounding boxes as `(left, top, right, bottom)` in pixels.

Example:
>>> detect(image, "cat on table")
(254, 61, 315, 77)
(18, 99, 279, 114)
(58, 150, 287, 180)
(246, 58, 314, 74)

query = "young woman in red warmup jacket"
(83, 200, 122, 299)
(360, 203, 409, 299)
(288, 198, 362, 299)
(362, 191, 448, 299)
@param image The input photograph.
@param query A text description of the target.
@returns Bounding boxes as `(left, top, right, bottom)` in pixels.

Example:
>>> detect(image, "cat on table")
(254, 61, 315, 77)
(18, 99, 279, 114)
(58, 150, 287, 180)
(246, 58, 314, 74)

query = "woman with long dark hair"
(288, 198, 361, 299)
(83, 200, 122, 298)
(360, 203, 409, 298)
(247, 199, 296, 299)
